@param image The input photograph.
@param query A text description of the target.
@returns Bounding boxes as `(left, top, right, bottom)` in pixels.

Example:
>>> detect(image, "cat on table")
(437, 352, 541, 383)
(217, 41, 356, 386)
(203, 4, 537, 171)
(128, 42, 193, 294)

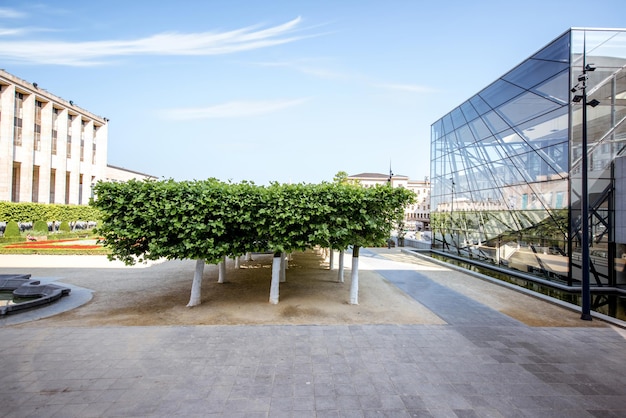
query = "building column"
(35, 100, 53, 203)
(18, 91, 35, 203)
(0, 83, 15, 201)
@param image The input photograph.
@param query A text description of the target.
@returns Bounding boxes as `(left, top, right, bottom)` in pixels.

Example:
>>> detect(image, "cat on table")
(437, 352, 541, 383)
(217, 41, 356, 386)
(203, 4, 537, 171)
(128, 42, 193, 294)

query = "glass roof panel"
(532, 70, 569, 104)
(460, 101, 479, 122)
(431, 119, 443, 142)
(585, 30, 626, 61)
(517, 106, 568, 143)
(469, 95, 491, 116)
(503, 59, 569, 90)
(442, 114, 454, 136)
(479, 79, 525, 109)
(455, 124, 476, 146)
(450, 107, 467, 130)
(468, 117, 493, 140)
(482, 111, 511, 134)
(496, 91, 561, 127)
(532, 31, 570, 62)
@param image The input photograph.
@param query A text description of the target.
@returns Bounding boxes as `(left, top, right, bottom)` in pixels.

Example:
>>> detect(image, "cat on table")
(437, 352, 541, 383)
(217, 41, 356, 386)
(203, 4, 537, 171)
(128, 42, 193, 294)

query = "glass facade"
(431, 29, 626, 292)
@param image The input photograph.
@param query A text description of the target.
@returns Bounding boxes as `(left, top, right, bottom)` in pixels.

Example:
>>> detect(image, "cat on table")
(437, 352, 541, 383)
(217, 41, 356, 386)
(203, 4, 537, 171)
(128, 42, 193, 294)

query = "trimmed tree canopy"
(92, 179, 414, 265)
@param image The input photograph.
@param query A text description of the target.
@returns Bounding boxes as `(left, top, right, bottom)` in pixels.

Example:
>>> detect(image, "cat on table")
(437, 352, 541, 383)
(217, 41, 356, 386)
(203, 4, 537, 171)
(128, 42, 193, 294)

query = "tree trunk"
(218, 256, 226, 283)
(245, 252, 253, 261)
(187, 259, 205, 307)
(329, 249, 334, 270)
(350, 246, 359, 304)
(234, 256, 240, 269)
(280, 252, 286, 282)
(269, 252, 281, 304)
(338, 250, 345, 283)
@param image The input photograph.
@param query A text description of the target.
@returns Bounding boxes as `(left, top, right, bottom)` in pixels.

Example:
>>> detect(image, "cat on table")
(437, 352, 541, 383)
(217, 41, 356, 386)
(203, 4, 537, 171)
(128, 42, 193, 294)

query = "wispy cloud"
(0, 27, 25, 36)
(0, 7, 26, 18)
(254, 60, 437, 95)
(374, 83, 437, 93)
(163, 98, 310, 120)
(0, 17, 313, 66)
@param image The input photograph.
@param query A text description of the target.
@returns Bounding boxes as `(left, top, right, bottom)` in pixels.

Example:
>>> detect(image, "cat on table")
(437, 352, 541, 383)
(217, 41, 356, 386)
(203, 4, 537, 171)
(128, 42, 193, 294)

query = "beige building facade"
(347, 172, 431, 230)
(0, 69, 154, 206)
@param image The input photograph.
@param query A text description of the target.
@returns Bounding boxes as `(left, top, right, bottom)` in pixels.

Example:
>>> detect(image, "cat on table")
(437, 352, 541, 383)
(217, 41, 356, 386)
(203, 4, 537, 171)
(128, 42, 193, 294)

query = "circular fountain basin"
(0, 274, 71, 316)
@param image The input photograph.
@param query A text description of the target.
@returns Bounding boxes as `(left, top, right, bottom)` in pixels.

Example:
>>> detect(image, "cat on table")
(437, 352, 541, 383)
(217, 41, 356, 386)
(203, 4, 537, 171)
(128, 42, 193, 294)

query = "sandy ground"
(8, 248, 607, 328)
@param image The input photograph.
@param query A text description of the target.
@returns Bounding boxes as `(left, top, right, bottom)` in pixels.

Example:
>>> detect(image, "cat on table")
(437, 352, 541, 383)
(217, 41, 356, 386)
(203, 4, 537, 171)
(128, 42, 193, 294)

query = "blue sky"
(1, 1, 625, 184)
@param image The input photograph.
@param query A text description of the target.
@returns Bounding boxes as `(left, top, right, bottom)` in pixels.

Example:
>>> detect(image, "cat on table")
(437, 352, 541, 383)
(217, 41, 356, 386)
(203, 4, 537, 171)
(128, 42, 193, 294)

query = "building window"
(80, 120, 86, 162)
(34, 100, 42, 151)
(67, 115, 73, 158)
(13, 92, 23, 146)
(32, 165, 40, 203)
(52, 108, 59, 155)
(50, 169, 56, 203)
(65, 172, 71, 204)
(555, 192, 564, 209)
(78, 174, 84, 205)
(12, 162, 21, 202)
(92, 125, 98, 164)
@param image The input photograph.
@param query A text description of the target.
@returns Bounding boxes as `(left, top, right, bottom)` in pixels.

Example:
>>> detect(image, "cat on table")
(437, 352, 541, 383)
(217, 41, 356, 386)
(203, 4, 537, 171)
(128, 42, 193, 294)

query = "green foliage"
(4, 221, 21, 237)
(333, 171, 349, 184)
(0, 201, 100, 223)
(0, 236, 26, 244)
(333, 170, 359, 185)
(33, 220, 49, 235)
(59, 221, 71, 233)
(92, 179, 415, 265)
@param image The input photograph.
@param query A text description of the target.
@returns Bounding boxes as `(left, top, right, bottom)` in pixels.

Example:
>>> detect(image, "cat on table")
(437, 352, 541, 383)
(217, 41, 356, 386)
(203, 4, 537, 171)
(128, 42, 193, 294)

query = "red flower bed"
(6, 244, 101, 250)
(10, 239, 75, 246)
(5, 239, 102, 250)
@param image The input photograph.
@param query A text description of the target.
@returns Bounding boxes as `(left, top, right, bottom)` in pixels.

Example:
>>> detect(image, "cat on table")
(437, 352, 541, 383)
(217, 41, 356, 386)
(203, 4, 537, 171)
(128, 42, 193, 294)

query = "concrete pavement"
(1, 249, 626, 417)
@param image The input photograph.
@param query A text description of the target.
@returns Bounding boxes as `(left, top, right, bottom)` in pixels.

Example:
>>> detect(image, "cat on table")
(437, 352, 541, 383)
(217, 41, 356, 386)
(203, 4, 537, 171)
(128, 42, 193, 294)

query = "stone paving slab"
(1, 324, 626, 417)
(1, 250, 626, 417)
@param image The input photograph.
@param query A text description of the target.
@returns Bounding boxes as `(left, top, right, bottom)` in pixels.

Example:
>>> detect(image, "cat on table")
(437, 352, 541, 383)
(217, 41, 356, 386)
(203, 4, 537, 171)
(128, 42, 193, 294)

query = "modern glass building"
(430, 28, 626, 303)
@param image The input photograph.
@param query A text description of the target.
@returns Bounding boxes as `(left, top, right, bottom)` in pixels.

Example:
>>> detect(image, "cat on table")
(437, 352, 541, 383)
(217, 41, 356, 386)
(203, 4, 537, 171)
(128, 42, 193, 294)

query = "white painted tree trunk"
(218, 256, 226, 283)
(234, 256, 240, 269)
(245, 252, 253, 261)
(280, 252, 286, 282)
(329, 249, 334, 270)
(270, 253, 281, 304)
(187, 259, 205, 307)
(338, 251, 345, 283)
(350, 246, 360, 305)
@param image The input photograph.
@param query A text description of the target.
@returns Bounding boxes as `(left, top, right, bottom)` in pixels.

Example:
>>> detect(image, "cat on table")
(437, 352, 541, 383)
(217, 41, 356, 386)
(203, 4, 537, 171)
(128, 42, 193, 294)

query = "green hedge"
(59, 221, 71, 233)
(0, 201, 101, 223)
(93, 179, 415, 265)
(3, 221, 20, 237)
(0, 236, 25, 244)
(33, 220, 49, 235)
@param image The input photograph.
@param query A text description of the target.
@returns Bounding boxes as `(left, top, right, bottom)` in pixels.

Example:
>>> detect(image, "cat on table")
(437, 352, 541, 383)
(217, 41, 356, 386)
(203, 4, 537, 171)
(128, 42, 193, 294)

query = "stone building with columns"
(347, 172, 431, 231)
(0, 69, 154, 205)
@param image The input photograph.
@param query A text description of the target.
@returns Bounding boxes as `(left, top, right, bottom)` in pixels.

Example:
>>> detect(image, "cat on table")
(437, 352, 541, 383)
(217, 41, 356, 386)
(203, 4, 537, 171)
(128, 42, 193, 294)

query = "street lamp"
(571, 42, 600, 321)
(450, 178, 459, 255)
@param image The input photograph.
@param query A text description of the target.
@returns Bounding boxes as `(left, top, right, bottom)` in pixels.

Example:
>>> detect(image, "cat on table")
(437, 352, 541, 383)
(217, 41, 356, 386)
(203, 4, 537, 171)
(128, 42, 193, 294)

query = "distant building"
(0, 69, 155, 205)
(347, 172, 431, 231)
(105, 165, 158, 183)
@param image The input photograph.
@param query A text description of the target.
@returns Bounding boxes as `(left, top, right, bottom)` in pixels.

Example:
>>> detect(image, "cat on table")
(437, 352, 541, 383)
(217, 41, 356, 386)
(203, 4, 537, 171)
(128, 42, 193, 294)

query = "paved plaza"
(1, 250, 626, 417)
